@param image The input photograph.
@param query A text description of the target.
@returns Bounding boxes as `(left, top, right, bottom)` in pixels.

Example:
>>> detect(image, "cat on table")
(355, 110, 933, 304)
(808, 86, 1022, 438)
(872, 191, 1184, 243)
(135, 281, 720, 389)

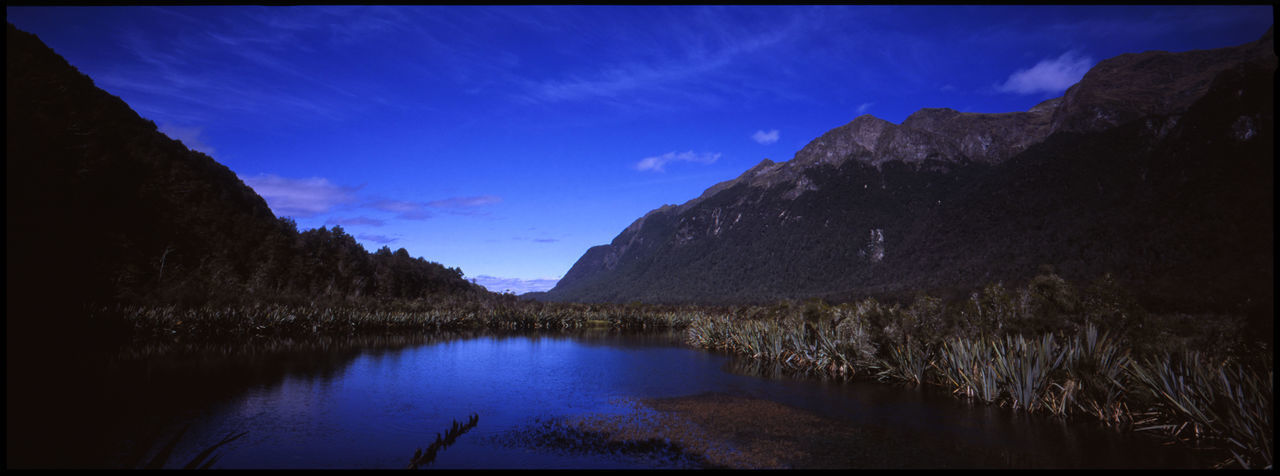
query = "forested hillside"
(6, 23, 487, 328)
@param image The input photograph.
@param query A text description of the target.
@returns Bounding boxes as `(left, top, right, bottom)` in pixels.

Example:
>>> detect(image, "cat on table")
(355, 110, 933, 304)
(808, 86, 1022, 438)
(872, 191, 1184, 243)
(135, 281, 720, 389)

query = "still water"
(56, 330, 1212, 468)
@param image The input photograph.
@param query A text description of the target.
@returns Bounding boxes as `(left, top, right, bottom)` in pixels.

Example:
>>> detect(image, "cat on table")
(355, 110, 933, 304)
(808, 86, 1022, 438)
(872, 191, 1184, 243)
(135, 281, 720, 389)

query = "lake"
(9, 329, 1215, 468)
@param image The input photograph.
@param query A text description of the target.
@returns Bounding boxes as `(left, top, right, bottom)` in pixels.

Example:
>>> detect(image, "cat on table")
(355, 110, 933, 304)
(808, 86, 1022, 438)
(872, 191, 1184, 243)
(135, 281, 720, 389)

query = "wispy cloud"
(856, 102, 874, 114)
(469, 275, 560, 294)
(514, 7, 810, 107)
(365, 195, 502, 220)
(158, 123, 216, 156)
(997, 51, 1093, 95)
(367, 199, 431, 220)
(90, 7, 416, 127)
(751, 129, 779, 145)
(357, 234, 397, 244)
(427, 195, 502, 208)
(368, 200, 422, 213)
(635, 151, 721, 173)
(241, 174, 358, 218)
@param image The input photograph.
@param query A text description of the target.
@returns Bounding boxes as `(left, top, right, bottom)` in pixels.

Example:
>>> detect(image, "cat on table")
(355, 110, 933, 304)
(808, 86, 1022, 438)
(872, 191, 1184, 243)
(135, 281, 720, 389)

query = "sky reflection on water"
(66, 330, 1217, 469)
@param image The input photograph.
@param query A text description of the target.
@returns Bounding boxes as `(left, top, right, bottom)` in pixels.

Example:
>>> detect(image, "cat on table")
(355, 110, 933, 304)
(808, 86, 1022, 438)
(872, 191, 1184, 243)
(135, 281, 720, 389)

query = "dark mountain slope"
(546, 28, 1274, 323)
(5, 23, 486, 326)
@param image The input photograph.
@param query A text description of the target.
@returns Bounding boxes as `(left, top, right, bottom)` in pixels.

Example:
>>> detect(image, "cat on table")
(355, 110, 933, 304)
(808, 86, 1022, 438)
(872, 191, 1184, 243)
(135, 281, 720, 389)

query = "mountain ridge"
(544, 26, 1274, 318)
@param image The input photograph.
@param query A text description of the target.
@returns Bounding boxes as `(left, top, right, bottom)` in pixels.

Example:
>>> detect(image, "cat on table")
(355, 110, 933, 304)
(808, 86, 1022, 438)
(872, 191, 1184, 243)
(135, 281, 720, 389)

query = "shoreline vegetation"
(99, 272, 1271, 469)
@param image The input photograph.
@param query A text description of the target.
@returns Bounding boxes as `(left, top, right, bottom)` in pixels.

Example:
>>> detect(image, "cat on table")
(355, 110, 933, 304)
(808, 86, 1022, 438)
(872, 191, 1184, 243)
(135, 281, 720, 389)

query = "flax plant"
(935, 336, 1001, 403)
(1060, 323, 1131, 423)
(1129, 351, 1273, 469)
(877, 337, 932, 385)
(990, 334, 1065, 413)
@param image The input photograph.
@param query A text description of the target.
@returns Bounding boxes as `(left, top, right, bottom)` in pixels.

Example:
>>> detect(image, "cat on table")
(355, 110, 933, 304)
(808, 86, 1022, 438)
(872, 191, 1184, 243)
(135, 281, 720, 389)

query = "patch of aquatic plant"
(499, 416, 713, 469)
(126, 424, 246, 469)
(1128, 352, 1273, 469)
(408, 413, 479, 469)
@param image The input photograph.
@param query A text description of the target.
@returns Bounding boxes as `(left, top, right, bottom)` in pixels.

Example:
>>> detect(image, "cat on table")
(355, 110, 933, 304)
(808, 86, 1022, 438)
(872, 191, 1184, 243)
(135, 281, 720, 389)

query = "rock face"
(1050, 27, 1274, 134)
(544, 28, 1274, 322)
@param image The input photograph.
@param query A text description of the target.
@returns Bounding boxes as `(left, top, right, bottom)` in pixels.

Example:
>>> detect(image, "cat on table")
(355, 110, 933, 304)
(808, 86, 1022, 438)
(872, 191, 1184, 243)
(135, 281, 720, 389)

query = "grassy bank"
(684, 274, 1272, 469)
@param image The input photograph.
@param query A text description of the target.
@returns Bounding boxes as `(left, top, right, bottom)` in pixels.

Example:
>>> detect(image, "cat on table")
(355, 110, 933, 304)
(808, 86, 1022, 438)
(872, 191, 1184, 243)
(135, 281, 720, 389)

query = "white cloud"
(751, 129, 780, 145)
(855, 102, 874, 114)
(240, 174, 357, 218)
(998, 51, 1093, 95)
(159, 123, 216, 156)
(468, 275, 560, 295)
(634, 151, 721, 172)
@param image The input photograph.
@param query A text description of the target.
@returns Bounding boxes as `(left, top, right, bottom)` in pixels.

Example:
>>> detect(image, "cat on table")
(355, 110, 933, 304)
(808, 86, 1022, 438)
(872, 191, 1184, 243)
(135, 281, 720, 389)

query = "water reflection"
(9, 329, 1221, 469)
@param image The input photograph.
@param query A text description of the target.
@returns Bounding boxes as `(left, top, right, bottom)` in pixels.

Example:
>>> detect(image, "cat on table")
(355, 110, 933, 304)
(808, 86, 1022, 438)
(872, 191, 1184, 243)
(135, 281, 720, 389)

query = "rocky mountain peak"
(1049, 27, 1276, 133)
(792, 114, 889, 167)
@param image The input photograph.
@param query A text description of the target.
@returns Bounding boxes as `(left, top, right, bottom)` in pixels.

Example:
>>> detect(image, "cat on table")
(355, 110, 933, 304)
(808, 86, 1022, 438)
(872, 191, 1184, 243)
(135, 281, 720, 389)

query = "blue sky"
(7, 5, 1272, 294)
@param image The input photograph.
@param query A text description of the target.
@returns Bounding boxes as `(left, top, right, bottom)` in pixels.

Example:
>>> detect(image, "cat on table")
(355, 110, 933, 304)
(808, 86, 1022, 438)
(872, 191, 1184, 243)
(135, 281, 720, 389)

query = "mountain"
(545, 27, 1274, 322)
(5, 23, 487, 324)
